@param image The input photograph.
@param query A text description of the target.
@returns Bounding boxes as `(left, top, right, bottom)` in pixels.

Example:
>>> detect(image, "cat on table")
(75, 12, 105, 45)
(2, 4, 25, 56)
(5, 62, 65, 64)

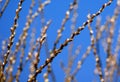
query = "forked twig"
(27, 1, 113, 81)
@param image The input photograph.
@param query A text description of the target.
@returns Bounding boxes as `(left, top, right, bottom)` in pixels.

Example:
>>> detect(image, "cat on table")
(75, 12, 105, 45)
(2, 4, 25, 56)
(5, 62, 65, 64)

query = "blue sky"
(0, 0, 119, 82)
